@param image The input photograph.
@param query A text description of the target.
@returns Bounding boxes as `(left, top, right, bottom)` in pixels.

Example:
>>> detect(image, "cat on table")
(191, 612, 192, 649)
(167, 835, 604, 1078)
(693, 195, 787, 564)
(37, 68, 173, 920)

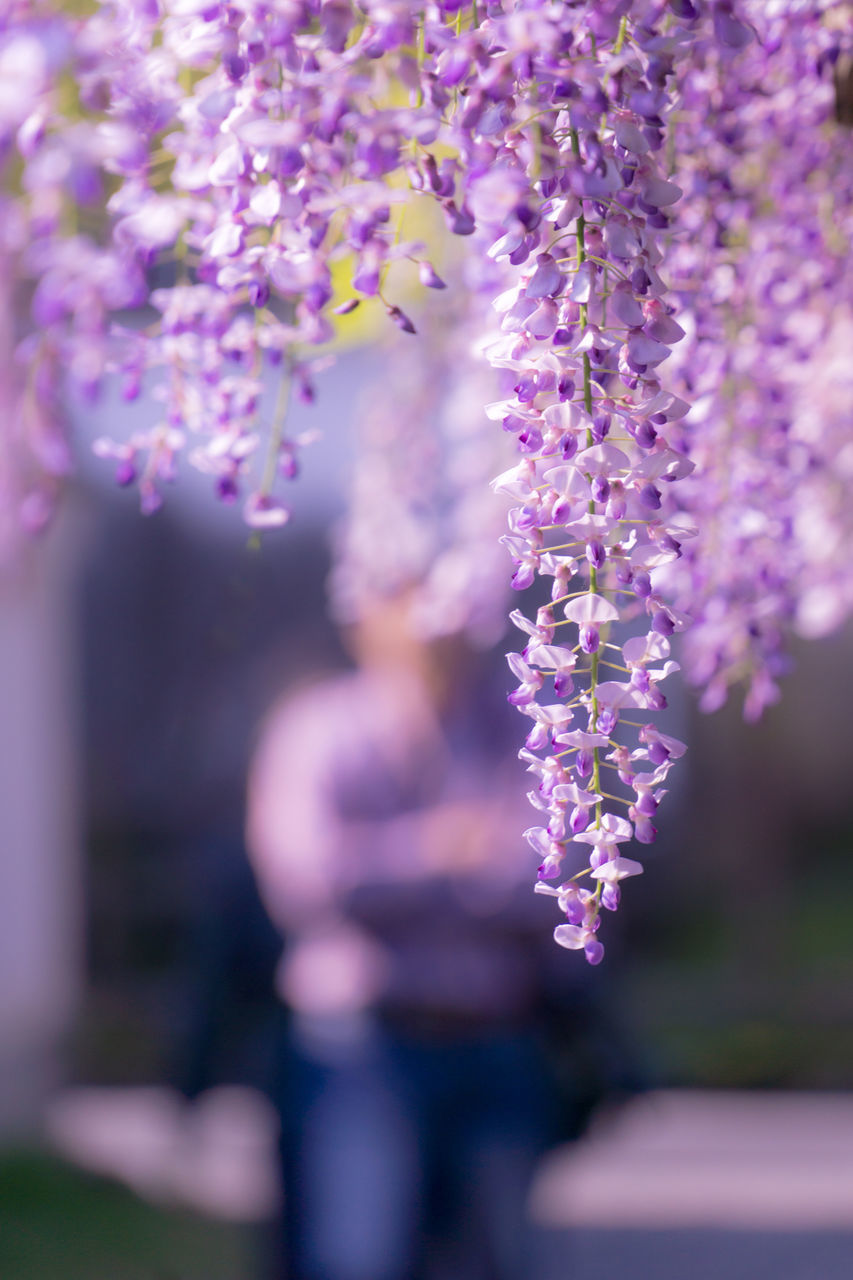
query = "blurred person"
(246, 598, 632, 1280)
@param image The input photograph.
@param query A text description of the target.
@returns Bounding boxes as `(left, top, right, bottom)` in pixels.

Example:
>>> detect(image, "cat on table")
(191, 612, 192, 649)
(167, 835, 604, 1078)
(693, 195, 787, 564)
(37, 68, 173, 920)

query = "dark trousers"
(271, 1016, 556, 1280)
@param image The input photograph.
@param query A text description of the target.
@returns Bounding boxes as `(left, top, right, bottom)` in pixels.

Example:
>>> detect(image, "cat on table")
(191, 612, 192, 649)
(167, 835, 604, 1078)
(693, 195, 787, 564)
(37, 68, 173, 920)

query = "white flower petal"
(564, 593, 620, 624)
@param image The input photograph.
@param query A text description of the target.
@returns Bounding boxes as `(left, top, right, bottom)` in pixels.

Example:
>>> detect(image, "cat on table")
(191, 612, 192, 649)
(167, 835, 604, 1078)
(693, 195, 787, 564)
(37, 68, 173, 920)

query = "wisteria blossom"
(2, 0, 853, 959)
(663, 0, 853, 719)
(432, 3, 699, 960)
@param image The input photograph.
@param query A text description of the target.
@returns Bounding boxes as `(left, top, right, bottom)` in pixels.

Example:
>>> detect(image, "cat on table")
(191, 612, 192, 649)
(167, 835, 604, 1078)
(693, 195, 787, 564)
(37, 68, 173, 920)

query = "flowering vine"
(2, 1, 853, 959)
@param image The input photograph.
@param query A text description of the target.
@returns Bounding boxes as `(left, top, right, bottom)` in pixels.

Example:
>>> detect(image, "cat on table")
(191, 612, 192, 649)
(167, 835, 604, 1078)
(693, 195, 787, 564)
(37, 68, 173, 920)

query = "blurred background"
(2, 344, 853, 1280)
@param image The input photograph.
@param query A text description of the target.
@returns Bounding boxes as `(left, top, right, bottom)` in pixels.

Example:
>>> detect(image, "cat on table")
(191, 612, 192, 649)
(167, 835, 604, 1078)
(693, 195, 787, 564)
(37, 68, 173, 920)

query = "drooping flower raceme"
(6, 2, 460, 524)
(663, 0, 853, 718)
(412, 2, 700, 962)
(0, 4, 148, 554)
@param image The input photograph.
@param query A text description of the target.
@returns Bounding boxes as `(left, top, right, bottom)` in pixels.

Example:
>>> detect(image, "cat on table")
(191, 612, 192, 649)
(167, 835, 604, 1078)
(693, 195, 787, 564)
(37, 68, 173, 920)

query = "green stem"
(260, 362, 292, 496)
(574, 194, 602, 825)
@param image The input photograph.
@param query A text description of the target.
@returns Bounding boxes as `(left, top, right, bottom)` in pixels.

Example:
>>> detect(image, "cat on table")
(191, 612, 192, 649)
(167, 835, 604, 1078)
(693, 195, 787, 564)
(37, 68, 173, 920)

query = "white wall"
(0, 502, 86, 1134)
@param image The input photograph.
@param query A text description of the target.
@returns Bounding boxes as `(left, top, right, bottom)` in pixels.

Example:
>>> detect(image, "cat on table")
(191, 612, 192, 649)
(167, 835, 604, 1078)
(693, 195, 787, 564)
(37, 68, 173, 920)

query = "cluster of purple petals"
(415, 0, 706, 962)
(663, 0, 853, 719)
(787, 309, 853, 640)
(3, 1, 484, 525)
(0, 3, 147, 554)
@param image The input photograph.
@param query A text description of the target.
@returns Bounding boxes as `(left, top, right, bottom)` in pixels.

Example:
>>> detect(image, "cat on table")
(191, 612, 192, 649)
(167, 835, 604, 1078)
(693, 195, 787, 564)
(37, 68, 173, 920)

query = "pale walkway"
(531, 1089, 853, 1279)
(45, 1086, 853, 1278)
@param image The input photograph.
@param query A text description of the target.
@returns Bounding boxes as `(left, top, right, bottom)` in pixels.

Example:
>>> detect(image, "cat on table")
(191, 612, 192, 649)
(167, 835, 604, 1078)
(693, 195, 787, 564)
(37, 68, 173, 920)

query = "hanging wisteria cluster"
(663, 1, 853, 719)
(2, 0, 852, 961)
